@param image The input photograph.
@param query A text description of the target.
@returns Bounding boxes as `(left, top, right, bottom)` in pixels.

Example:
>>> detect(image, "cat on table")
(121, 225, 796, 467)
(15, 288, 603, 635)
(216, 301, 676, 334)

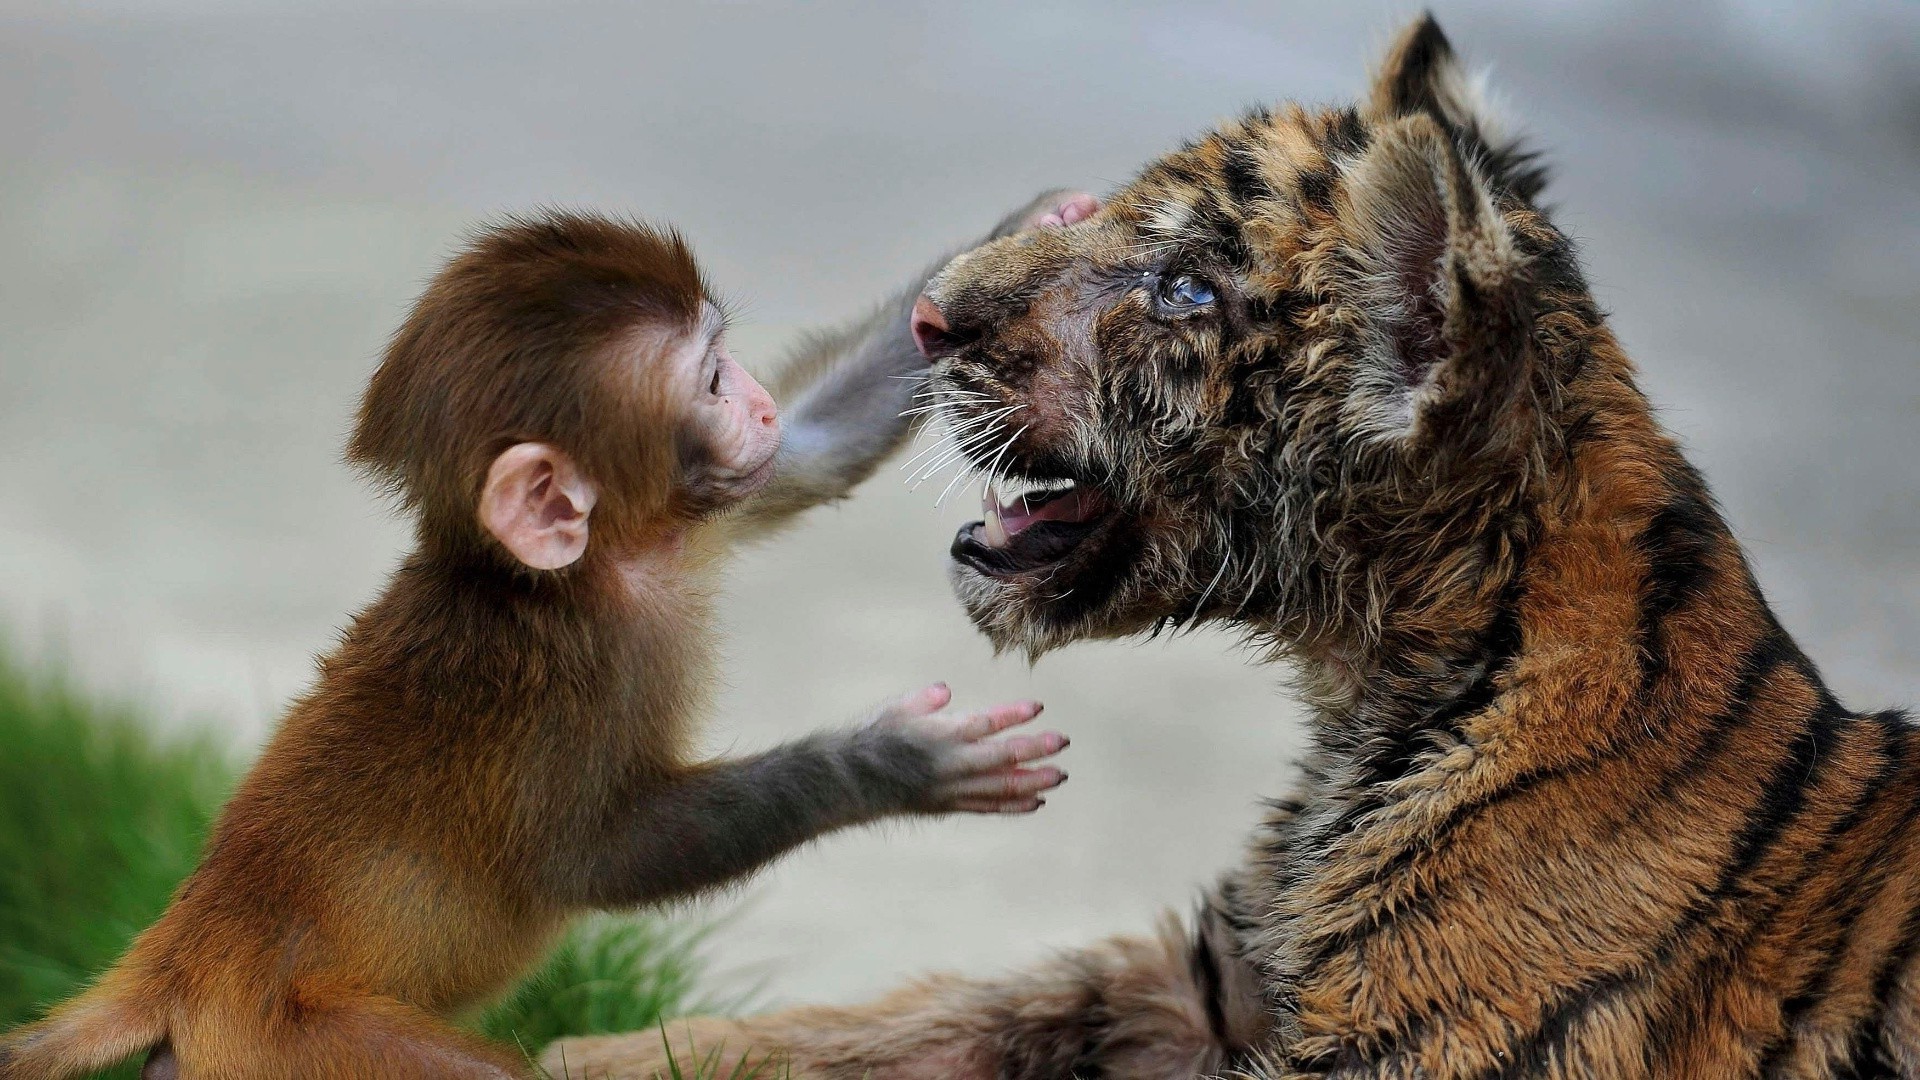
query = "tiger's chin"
(946, 475, 1164, 656)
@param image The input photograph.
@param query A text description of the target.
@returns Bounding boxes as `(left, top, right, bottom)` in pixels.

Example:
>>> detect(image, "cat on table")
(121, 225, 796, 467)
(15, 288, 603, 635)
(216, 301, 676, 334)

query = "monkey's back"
(128, 692, 570, 1026)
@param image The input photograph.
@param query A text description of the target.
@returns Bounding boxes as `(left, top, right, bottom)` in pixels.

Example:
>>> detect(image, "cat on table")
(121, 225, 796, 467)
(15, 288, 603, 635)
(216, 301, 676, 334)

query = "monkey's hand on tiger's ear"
(859, 683, 1068, 815)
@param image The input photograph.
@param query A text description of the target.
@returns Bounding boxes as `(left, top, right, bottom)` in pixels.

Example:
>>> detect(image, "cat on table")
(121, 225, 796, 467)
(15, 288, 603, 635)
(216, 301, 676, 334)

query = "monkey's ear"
(478, 443, 597, 570)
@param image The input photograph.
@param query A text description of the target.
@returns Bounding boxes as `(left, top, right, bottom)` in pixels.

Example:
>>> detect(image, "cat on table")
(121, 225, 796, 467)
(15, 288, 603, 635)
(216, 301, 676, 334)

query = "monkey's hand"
(863, 684, 1067, 814)
(983, 189, 1102, 244)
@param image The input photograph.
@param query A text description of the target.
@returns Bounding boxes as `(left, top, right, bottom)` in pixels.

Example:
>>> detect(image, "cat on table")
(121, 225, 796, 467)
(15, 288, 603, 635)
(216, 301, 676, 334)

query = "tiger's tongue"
(981, 485, 1100, 550)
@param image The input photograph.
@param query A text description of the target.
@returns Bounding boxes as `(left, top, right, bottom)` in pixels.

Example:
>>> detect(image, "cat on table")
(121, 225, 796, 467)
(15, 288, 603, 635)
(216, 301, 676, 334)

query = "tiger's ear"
(1366, 15, 1488, 131)
(1339, 110, 1531, 451)
(1365, 14, 1545, 203)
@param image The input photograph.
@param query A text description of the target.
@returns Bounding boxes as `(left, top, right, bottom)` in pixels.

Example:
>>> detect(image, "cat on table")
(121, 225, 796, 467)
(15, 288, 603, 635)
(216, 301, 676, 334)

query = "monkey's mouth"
(952, 477, 1113, 578)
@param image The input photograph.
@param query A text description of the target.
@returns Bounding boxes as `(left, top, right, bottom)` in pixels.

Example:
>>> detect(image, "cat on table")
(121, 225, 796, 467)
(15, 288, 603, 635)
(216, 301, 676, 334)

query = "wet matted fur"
(549, 15, 1920, 1080)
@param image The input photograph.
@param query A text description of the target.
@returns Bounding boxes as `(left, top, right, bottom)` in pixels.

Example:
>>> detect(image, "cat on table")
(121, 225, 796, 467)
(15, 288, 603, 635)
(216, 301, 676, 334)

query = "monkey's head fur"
(348, 211, 714, 564)
(922, 16, 1618, 689)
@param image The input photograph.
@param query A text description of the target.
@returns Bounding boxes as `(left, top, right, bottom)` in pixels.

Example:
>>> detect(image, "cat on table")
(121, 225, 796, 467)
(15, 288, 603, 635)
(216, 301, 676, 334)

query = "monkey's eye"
(1154, 273, 1216, 315)
(708, 368, 722, 396)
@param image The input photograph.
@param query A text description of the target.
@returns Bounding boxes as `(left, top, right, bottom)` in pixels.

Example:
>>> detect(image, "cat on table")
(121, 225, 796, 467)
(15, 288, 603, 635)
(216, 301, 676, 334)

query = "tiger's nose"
(910, 295, 969, 359)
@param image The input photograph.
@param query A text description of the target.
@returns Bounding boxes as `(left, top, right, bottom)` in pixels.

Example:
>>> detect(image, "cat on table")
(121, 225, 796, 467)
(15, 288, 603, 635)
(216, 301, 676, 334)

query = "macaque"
(0, 195, 1090, 1080)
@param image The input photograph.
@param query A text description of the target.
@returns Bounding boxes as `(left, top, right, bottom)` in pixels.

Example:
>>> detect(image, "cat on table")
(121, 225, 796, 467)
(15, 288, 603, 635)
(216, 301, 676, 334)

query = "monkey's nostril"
(910, 295, 969, 359)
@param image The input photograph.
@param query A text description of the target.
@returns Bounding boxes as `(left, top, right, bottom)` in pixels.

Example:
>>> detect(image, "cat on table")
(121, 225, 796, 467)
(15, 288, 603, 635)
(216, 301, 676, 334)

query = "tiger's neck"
(1299, 406, 1796, 776)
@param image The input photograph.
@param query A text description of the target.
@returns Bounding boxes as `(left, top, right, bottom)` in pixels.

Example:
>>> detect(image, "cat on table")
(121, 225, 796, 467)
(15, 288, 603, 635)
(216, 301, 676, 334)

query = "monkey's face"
(673, 305, 781, 515)
(478, 305, 779, 570)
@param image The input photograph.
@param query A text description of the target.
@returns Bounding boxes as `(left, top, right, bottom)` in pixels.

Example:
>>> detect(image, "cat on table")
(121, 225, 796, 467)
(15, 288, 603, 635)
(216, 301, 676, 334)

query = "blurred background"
(1, 0, 1915, 1019)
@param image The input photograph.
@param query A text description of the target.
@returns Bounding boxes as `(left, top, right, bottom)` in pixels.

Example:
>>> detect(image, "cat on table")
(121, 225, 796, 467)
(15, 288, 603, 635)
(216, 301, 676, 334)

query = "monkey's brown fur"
(0, 201, 1068, 1080)
(560, 16, 1920, 1080)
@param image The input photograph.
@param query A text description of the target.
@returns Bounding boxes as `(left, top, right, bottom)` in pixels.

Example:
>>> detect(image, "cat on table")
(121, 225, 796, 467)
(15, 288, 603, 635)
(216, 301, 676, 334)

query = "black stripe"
(1712, 695, 1847, 898)
(1194, 196, 1251, 267)
(1635, 692, 1882, 1073)
(1557, 406, 1602, 458)
(1293, 167, 1335, 215)
(1643, 687, 1854, 1033)
(1832, 1044, 1902, 1080)
(1634, 473, 1722, 696)
(1855, 828, 1920, 1055)
(1152, 155, 1204, 188)
(1638, 621, 1796, 810)
(1375, 586, 1750, 865)
(1221, 147, 1270, 208)
(1325, 107, 1371, 158)
(1188, 925, 1230, 1049)
(1637, 476, 1719, 619)
(1486, 140, 1551, 204)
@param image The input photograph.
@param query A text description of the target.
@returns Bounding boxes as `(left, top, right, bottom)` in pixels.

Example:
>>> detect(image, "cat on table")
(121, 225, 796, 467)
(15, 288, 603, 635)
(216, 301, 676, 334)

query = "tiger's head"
(915, 16, 1618, 678)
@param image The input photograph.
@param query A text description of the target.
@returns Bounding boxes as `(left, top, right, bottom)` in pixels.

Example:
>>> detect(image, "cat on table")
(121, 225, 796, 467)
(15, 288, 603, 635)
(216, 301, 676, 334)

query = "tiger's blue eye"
(1157, 274, 1216, 312)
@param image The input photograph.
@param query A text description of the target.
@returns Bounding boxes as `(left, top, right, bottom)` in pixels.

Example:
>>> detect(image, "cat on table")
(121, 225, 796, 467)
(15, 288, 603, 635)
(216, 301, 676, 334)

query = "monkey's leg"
(198, 994, 533, 1080)
(545, 898, 1271, 1080)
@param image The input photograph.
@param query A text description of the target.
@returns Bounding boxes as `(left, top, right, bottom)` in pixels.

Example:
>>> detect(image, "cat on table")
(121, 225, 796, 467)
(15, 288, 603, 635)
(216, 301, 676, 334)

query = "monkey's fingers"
(913, 682, 954, 713)
(948, 700, 1044, 742)
(1028, 193, 1101, 231)
(941, 766, 1065, 803)
(947, 731, 1069, 777)
(875, 682, 952, 726)
(994, 189, 1101, 240)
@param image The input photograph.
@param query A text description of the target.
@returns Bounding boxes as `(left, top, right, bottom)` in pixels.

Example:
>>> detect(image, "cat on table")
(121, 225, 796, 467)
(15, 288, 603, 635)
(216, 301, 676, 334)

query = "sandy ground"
(1, 1, 1916, 1009)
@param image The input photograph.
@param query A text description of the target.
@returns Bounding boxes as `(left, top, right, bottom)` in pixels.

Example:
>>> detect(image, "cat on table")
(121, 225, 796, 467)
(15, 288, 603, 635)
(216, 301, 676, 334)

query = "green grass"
(0, 648, 707, 1077)
(480, 916, 709, 1054)
(0, 654, 229, 1037)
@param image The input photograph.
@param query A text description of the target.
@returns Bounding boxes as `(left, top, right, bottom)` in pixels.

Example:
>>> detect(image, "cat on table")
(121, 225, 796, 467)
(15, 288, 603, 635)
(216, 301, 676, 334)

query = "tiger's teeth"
(983, 483, 1010, 549)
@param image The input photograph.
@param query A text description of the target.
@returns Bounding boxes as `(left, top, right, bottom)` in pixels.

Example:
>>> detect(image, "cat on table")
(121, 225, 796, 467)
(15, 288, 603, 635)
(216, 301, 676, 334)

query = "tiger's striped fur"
(548, 15, 1918, 1079)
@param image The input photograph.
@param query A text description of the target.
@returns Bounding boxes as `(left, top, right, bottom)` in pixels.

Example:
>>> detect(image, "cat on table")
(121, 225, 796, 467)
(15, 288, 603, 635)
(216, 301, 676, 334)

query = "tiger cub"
(554, 15, 1919, 1079)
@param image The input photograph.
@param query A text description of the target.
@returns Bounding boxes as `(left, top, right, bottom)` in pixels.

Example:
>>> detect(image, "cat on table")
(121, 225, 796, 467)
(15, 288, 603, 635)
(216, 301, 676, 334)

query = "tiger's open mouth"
(951, 476, 1114, 578)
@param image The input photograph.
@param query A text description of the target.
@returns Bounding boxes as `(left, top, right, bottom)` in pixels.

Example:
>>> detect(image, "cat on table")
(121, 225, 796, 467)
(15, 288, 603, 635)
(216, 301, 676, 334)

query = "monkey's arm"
(722, 191, 1089, 544)
(570, 727, 926, 908)
(562, 690, 1064, 908)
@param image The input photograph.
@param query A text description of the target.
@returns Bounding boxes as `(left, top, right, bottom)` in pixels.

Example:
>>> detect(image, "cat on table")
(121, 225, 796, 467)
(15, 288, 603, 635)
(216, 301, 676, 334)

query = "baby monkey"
(0, 196, 1087, 1079)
